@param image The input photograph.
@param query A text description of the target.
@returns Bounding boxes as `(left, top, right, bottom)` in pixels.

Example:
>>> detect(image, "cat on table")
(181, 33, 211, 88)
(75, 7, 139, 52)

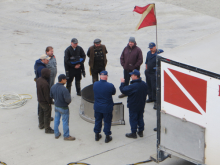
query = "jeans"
(94, 111, 113, 135)
(54, 106, 70, 138)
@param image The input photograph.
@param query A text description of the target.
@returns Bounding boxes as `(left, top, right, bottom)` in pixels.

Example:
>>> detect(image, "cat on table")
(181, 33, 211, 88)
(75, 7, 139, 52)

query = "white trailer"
(151, 31, 220, 165)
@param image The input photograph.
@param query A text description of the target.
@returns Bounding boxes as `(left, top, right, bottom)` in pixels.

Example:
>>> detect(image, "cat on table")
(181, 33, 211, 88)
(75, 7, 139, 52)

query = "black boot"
(153, 102, 157, 110)
(95, 133, 102, 141)
(125, 133, 137, 139)
(82, 70, 86, 77)
(137, 131, 143, 137)
(76, 81, 81, 96)
(105, 135, 112, 143)
(66, 86, 71, 94)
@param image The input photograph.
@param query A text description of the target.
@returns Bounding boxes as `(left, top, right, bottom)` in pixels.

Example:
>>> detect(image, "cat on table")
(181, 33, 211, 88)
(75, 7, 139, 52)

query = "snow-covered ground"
(0, 0, 220, 165)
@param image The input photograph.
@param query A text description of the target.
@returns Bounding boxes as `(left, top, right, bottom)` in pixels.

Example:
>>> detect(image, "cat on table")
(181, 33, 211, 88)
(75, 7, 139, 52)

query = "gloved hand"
(66, 71, 69, 80)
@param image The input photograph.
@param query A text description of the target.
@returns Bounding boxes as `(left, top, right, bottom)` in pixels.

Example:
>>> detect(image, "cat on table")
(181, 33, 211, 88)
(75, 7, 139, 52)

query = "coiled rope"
(0, 93, 32, 109)
(0, 161, 7, 165)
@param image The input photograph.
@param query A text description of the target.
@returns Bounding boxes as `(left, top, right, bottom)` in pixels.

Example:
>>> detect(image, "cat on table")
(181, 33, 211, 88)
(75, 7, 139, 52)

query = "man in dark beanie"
(50, 74, 75, 141)
(64, 38, 86, 96)
(119, 37, 143, 98)
(87, 39, 108, 83)
(36, 68, 54, 134)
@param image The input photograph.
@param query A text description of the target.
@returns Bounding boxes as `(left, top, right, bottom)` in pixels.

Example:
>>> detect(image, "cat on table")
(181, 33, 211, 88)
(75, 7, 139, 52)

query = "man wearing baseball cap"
(93, 70, 116, 143)
(34, 54, 51, 80)
(119, 37, 143, 98)
(64, 38, 86, 96)
(34, 54, 54, 121)
(145, 42, 164, 110)
(50, 74, 75, 141)
(87, 39, 108, 83)
(119, 69, 148, 138)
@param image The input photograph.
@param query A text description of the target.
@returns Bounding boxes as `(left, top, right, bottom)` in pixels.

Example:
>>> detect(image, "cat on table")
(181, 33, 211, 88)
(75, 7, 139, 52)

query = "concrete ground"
(0, 0, 220, 165)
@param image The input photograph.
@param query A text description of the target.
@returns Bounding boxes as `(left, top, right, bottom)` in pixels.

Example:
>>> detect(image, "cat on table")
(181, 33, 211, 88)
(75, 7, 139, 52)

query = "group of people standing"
(34, 37, 163, 142)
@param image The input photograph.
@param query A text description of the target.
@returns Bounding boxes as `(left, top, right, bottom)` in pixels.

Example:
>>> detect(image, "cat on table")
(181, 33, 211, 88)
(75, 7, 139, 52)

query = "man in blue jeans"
(93, 71, 116, 143)
(120, 69, 148, 138)
(50, 74, 75, 141)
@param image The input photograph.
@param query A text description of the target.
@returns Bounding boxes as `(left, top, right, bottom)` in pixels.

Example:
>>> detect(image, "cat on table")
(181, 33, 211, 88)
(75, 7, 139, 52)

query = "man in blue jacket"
(34, 54, 54, 121)
(34, 54, 50, 80)
(145, 42, 164, 110)
(93, 71, 116, 143)
(120, 69, 148, 138)
(50, 74, 75, 141)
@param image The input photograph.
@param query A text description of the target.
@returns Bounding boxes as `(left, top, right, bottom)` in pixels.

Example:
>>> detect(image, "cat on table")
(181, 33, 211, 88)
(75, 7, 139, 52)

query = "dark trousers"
(66, 69, 81, 94)
(94, 111, 112, 135)
(145, 71, 156, 101)
(91, 67, 105, 84)
(129, 110, 145, 133)
(39, 103, 51, 130)
(124, 69, 131, 86)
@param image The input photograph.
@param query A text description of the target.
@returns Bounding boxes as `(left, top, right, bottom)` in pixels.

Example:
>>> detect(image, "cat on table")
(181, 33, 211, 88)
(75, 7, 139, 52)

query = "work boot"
(55, 132, 61, 139)
(125, 133, 137, 139)
(66, 86, 71, 94)
(64, 136, 75, 141)
(105, 135, 112, 143)
(45, 127, 54, 134)
(82, 71, 86, 77)
(50, 117, 54, 121)
(118, 93, 127, 98)
(38, 125, 44, 130)
(77, 91, 81, 96)
(146, 99, 153, 103)
(95, 133, 102, 141)
(137, 131, 143, 137)
(153, 102, 157, 110)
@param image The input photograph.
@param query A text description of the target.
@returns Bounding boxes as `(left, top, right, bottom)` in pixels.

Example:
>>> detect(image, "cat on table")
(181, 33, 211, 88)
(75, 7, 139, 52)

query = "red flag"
(133, 4, 157, 30)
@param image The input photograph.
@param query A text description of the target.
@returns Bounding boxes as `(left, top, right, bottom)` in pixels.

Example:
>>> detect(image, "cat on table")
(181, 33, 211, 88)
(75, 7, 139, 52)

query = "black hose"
(67, 162, 90, 165)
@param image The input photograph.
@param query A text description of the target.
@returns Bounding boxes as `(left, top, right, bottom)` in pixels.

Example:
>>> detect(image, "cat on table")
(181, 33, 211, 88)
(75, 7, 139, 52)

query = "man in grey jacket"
(50, 74, 75, 141)
(46, 46, 57, 88)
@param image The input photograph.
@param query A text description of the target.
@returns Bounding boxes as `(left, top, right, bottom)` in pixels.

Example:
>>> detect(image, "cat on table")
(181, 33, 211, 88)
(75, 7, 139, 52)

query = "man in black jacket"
(64, 38, 86, 96)
(36, 68, 54, 134)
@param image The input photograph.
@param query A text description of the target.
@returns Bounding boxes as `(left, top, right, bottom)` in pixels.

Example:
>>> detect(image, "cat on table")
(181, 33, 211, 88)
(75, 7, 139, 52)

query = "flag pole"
(154, 3, 158, 50)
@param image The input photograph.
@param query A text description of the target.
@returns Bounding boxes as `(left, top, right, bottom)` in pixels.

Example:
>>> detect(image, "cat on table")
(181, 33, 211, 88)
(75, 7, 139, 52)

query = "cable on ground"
(67, 163, 90, 165)
(0, 92, 32, 109)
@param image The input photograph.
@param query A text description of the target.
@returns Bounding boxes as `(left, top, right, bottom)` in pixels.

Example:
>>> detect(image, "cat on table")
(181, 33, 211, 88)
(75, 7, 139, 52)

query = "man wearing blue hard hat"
(145, 42, 164, 110)
(119, 69, 148, 138)
(93, 70, 116, 143)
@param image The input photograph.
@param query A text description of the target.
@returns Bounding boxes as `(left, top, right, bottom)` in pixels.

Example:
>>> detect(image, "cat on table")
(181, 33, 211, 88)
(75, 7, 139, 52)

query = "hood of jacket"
(41, 68, 51, 79)
(126, 43, 137, 49)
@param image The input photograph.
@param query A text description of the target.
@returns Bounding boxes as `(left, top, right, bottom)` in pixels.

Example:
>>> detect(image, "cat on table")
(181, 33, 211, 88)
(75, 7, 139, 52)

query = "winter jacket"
(119, 78, 148, 111)
(36, 68, 52, 104)
(46, 55, 57, 75)
(93, 80, 116, 113)
(120, 44, 143, 72)
(34, 59, 46, 79)
(87, 44, 108, 69)
(50, 83, 71, 108)
(64, 45, 86, 72)
(145, 49, 164, 73)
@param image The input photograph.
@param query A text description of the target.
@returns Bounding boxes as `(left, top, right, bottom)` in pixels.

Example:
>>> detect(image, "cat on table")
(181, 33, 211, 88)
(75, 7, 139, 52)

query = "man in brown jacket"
(36, 68, 54, 134)
(119, 37, 143, 98)
(87, 39, 108, 83)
